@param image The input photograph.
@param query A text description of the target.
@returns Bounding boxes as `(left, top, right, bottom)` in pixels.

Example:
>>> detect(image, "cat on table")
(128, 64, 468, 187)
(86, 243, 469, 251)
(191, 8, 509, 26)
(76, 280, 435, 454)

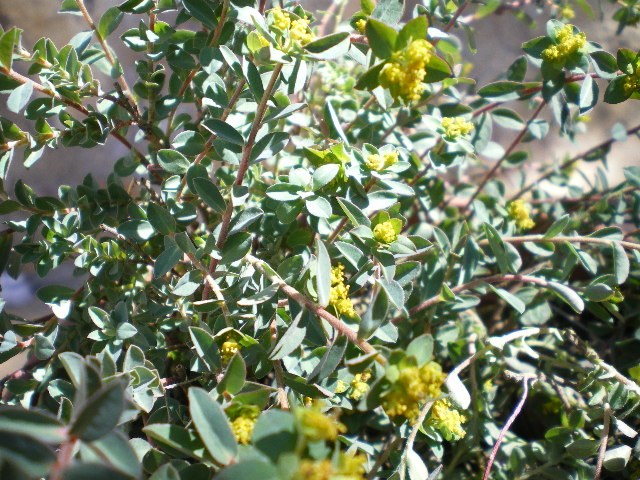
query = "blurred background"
(1, 0, 638, 321)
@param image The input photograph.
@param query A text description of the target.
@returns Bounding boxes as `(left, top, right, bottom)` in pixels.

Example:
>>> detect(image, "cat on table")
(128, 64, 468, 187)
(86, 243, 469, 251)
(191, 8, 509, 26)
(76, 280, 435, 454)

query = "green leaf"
(70, 379, 126, 442)
(371, 0, 404, 25)
(355, 62, 386, 90)
(396, 16, 428, 50)
(250, 132, 290, 163)
(406, 334, 434, 365)
(0, 28, 21, 70)
(154, 236, 182, 278)
(445, 374, 471, 409)
(182, 0, 217, 28)
(61, 464, 133, 480)
(590, 51, 618, 80)
(313, 164, 340, 192)
(304, 32, 351, 60)
(147, 203, 176, 235)
(548, 281, 584, 313)
(360, 288, 389, 339)
(308, 335, 348, 382)
(214, 460, 280, 480)
(193, 177, 226, 213)
(612, 241, 630, 284)
(0, 431, 56, 478)
(98, 7, 124, 39)
(220, 232, 252, 263)
(217, 353, 246, 395)
(603, 445, 632, 471)
(188, 327, 222, 372)
(316, 238, 332, 307)
(251, 410, 296, 462)
(365, 19, 397, 59)
(604, 75, 631, 104)
(422, 55, 453, 83)
(483, 223, 512, 274)
(149, 464, 180, 480)
(337, 197, 370, 227)
(85, 431, 142, 478)
(270, 309, 306, 360)
(188, 387, 238, 465)
(543, 214, 570, 238)
(202, 119, 245, 146)
(172, 130, 206, 156)
(0, 406, 67, 444)
(143, 424, 210, 461)
(583, 283, 615, 302)
(305, 195, 332, 218)
(488, 285, 526, 313)
(172, 269, 202, 296)
(478, 81, 524, 100)
(266, 183, 302, 201)
(377, 278, 404, 310)
(158, 149, 190, 174)
(7, 81, 33, 114)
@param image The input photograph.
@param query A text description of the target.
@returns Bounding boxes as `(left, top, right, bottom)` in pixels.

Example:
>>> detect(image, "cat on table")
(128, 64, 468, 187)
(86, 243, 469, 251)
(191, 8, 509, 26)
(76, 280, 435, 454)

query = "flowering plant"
(1, 0, 640, 478)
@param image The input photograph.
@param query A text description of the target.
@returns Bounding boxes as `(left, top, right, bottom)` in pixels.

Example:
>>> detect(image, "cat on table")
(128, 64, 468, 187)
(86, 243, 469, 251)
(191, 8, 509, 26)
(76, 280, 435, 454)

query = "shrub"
(1, 0, 640, 478)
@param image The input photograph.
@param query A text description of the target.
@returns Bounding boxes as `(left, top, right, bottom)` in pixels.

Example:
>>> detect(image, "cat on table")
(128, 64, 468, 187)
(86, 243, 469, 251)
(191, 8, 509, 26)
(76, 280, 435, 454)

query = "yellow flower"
(541, 24, 586, 62)
(427, 399, 467, 441)
(290, 17, 315, 44)
(336, 379, 349, 394)
(382, 362, 447, 422)
(355, 18, 367, 34)
(220, 340, 240, 364)
(330, 263, 356, 317)
(382, 150, 399, 168)
(508, 199, 535, 230)
(272, 7, 291, 30)
(379, 39, 433, 102)
(441, 117, 474, 139)
(365, 153, 383, 171)
(624, 75, 640, 95)
(349, 372, 371, 400)
(373, 221, 398, 244)
(293, 454, 366, 480)
(560, 5, 575, 19)
(296, 404, 346, 442)
(230, 415, 256, 444)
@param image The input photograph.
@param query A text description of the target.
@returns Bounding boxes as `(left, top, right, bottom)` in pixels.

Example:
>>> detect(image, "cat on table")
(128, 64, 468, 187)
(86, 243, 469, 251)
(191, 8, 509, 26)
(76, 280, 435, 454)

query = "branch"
(246, 255, 384, 362)
(202, 63, 284, 296)
(511, 122, 640, 201)
(76, 0, 137, 108)
(482, 372, 536, 480)
(465, 100, 546, 209)
(483, 234, 640, 252)
(594, 403, 611, 480)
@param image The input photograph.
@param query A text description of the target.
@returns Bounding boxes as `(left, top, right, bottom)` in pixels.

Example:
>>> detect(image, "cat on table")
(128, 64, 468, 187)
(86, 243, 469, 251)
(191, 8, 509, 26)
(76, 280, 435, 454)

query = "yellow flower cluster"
(220, 340, 240, 364)
(379, 39, 433, 102)
(296, 404, 346, 442)
(350, 371, 371, 400)
(293, 454, 366, 480)
(623, 67, 640, 95)
(441, 117, 474, 139)
(356, 19, 367, 34)
(256, 34, 270, 48)
(271, 7, 315, 45)
(329, 263, 356, 317)
(541, 24, 586, 62)
(365, 150, 399, 171)
(373, 221, 398, 244)
(427, 399, 467, 441)
(230, 415, 257, 445)
(382, 362, 446, 421)
(508, 199, 535, 230)
(560, 5, 575, 19)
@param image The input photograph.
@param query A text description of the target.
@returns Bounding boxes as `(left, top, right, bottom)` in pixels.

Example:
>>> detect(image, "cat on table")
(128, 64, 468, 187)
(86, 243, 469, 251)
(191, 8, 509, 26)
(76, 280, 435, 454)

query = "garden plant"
(1, 0, 640, 478)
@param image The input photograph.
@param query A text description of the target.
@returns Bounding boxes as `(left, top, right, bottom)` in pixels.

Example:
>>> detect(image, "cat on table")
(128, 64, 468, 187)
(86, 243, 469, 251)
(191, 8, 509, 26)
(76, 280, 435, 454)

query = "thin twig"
(481, 234, 640, 252)
(202, 63, 284, 297)
(465, 100, 546, 210)
(246, 255, 384, 362)
(594, 403, 611, 480)
(482, 373, 535, 480)
(76, 0, 137, 107)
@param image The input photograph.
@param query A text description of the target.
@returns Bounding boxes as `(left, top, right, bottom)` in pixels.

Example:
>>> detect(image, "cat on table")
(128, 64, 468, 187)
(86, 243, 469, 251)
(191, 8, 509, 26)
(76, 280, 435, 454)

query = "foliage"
(0, 0, 640, 478)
